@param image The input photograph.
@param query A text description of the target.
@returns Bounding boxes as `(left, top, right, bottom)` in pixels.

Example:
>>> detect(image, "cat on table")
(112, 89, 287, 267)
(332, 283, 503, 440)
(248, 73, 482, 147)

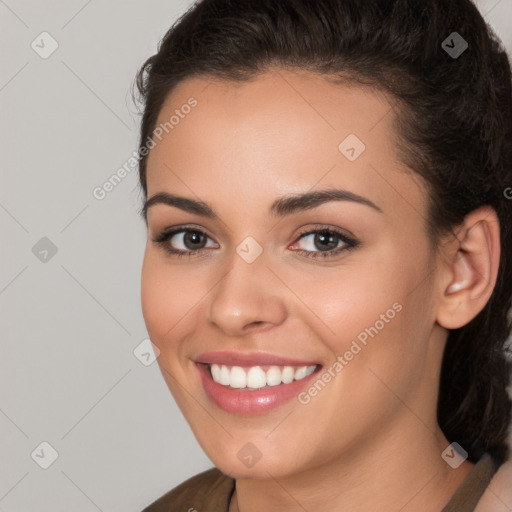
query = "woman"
(135, 0, 512, 510)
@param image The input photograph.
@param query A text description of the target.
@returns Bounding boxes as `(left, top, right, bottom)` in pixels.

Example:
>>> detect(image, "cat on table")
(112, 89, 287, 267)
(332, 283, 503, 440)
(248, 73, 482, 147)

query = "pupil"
(316, 232, 337, 251)
(186, 231, 204, 248)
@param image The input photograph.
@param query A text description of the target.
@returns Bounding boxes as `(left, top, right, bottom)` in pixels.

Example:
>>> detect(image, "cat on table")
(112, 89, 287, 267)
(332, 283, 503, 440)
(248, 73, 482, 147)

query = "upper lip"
(194, 351, 320, 367)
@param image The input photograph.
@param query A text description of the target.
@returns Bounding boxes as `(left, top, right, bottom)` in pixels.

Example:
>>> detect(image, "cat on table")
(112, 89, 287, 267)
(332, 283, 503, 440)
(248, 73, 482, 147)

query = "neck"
(230, 418, 474, 512)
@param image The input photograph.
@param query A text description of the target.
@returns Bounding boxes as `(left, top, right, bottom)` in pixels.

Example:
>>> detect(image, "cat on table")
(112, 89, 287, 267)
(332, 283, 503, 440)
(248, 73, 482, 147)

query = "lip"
(194, 350, 319, 367)
(195, 352, 322, 415)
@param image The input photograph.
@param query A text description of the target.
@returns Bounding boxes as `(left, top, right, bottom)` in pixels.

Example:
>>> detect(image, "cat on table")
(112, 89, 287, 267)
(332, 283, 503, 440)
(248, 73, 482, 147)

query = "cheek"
(141, 249, 213, 351)
(141, 253, 162, 337)
(304, 244, 435, 377)
(141, 251, 182, 342)
(295, 261, 403, 341)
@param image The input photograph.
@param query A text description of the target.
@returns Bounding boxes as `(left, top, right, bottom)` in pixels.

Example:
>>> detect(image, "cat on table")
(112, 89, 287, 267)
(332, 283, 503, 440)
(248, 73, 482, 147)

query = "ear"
(435, 206, 501, 330)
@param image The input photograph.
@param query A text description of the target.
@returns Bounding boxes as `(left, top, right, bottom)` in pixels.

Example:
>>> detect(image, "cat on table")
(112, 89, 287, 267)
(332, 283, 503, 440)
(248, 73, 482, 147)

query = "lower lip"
(196, 363, 321, 415)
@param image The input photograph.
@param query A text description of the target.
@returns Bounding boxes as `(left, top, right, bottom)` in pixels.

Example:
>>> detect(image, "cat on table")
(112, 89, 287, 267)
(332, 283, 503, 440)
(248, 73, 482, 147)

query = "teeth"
(266, 366, 282, 386)
(219, 365, 231, 385)
(282, 366, 295, 384)
(211, 363, 221, 382)
(209, 363, 317, 389)
(246, 366, 267, 388)
(230, 366, 246, 388)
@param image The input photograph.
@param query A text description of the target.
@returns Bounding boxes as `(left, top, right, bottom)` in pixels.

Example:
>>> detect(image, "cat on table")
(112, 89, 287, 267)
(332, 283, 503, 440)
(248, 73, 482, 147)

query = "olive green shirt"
(142, 452, 499, 512)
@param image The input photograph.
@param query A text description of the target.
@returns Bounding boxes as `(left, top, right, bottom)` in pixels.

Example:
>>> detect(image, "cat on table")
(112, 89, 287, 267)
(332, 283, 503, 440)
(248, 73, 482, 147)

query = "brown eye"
(291, 227, 359, 260)
(179, 231, 208, 250)
(153, 227, 217, 258)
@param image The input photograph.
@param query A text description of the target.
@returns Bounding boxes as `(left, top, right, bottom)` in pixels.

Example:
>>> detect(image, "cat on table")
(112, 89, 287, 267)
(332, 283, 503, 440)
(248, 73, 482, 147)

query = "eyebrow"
(141, 187, 383, 220)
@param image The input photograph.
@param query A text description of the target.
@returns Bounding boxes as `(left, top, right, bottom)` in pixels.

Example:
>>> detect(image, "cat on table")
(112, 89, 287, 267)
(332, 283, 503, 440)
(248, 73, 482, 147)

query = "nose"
(207, 250, 287, 337)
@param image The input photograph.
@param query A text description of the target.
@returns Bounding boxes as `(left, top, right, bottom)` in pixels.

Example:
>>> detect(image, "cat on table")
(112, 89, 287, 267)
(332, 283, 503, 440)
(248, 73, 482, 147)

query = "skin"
(140, 68, 502, 512)
(476, 455, 512, 512)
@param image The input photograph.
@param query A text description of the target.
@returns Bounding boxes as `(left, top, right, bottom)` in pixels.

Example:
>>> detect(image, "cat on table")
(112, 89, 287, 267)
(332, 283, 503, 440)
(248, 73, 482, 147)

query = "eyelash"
(152, 225, 360, 260)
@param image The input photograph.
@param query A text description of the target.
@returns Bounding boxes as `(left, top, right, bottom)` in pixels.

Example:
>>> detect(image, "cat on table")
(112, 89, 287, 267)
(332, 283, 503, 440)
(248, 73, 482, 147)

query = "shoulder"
(141, 467, 235, 512)
(474, 458, 512, 512)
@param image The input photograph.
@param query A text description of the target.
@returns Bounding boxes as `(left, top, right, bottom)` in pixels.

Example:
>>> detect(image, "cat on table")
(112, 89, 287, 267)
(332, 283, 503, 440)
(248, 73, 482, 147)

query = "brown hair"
(134, 0, 512, 465)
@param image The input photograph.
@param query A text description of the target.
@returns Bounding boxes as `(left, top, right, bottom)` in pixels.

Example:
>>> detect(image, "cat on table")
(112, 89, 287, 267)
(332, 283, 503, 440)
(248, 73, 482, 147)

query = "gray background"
(0, 1, 511, 511)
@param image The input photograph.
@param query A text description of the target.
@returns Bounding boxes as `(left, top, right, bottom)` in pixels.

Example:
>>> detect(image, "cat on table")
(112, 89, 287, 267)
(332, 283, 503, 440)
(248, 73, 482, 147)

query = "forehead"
(152, 69, 397, 151)
(145, 68, 426, 221)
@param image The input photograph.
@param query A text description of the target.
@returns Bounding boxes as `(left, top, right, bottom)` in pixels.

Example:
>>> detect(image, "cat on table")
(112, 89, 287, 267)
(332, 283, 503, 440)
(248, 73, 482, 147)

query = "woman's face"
(141, 69, 448, 478)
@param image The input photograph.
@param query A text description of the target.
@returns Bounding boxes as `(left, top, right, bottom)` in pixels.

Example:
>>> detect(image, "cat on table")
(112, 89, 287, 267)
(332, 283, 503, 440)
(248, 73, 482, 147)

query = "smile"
(194, 353, 323, 414)
(209, 363, 317, 389)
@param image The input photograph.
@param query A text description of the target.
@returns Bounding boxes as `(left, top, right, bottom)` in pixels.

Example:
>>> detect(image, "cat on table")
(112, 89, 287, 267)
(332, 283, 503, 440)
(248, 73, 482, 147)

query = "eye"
(290, 226, 359, 259)
(152, 224, 359, 260)
(152, 226, 217, 258)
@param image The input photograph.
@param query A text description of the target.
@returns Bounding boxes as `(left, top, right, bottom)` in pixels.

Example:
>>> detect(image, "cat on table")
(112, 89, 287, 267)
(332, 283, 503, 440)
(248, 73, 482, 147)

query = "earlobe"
(436, 207, 500, 330)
